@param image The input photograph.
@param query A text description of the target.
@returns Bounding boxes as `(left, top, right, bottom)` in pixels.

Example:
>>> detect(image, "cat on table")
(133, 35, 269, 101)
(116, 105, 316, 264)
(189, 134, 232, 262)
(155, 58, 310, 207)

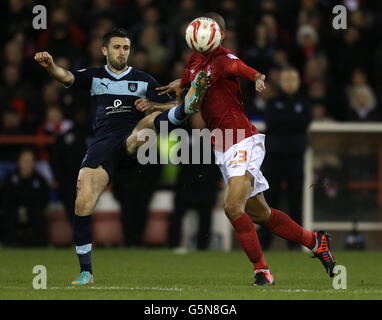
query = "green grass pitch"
(0, 248, 381, 300)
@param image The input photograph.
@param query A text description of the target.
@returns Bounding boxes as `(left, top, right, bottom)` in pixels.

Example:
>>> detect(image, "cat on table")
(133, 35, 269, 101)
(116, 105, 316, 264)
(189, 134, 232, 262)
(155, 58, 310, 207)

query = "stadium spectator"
(0, 108, 27, 162)
(1, 0, 32, 46)
(112, 162, 162, 248)
(167, 114, 221, 250)
(138, 25, 170, 82)
(49, 109, 90, 224)
(36, 7, 85, 63)
(244, 23, 275, 75)
(259, 67, 312, 250)
(36, 105, 74, 162)
(346, 85, 381, 121)
(222, 28, 238, 54)
(129, 4, 174, 55)
(129, 46, 150, 71)
(0, 63, 39, 132)
(170, 0, 200, 33)
(79, 0, 124, 32)
(294, 24, 321, 72)
(75, 37, 105, 69)
(312, 102, 333, 122)
(334, 26, 369, 87)
(90, 17, 114, 40)
(218, 0, 240, 30)
(0, 149, 49, 247)
(3, 40, 23, 67)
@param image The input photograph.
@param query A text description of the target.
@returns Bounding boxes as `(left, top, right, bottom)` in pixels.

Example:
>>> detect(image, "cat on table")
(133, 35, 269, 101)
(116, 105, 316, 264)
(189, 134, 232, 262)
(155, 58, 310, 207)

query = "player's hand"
(255, 73, 266, 92)
(156, 79, 181, 96)
(135, 98, 153, 112)
(34, 51, 54, 68)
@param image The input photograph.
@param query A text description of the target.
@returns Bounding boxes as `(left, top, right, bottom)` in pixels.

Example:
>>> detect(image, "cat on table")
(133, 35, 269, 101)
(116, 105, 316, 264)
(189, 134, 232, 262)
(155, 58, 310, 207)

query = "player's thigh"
(245, 192, 271, 224)
(135, 111, 161, 131)
(126, 112, 161, 155)
(75, 165, 109, 215)
(224, 171, 254, 221)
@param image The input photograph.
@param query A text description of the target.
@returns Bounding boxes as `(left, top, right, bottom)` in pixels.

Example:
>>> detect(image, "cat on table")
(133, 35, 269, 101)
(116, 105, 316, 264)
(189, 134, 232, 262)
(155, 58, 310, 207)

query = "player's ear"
(102, 46, 108, 57)
(220, 30, 226, 42)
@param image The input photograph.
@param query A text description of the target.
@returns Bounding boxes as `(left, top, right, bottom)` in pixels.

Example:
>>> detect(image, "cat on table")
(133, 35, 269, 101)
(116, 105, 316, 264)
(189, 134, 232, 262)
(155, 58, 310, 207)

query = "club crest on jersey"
(207, 65, 212, 77)
(128, 82, 138, 92)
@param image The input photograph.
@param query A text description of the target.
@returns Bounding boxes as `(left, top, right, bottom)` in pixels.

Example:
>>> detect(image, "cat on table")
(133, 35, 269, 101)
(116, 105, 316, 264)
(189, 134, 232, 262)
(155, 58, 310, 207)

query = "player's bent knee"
(138, 111, 161, 130)
(75, 196, 94, 216)
(224, 203, 243, 221)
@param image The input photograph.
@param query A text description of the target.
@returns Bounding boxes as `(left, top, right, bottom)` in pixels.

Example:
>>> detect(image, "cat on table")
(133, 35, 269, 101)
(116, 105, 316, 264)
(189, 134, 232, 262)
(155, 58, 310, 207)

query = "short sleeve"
(64, 68, 93, 90)
(146, 76, 173, 103)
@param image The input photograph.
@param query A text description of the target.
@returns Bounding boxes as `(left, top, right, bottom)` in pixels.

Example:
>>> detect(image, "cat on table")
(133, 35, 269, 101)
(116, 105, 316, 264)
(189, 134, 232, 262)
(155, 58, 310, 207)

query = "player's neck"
(107, 63, 129, 75)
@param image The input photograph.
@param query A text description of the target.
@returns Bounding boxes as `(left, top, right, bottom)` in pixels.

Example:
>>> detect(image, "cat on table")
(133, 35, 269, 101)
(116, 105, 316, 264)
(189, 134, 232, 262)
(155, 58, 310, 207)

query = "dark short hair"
(203, 12, 226, 31)
(102, 27, 131, 47)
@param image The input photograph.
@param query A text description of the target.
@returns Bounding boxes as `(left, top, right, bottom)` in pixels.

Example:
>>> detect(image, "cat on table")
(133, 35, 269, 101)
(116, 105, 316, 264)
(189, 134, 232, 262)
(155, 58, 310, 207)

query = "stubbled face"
(103, 37, 131, 71)
(280, 69, 300, 95)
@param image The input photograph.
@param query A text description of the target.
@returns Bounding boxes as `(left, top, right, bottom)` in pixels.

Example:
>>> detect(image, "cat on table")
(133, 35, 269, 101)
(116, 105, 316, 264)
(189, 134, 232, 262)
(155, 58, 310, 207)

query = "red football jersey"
(180, 46, 259, 151)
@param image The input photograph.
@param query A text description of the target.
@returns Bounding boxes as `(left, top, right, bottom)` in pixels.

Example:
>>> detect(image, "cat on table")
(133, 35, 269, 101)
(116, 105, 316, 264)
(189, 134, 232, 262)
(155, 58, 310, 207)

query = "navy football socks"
(73, 215, 93, 274)
(154, 102, 187, 132)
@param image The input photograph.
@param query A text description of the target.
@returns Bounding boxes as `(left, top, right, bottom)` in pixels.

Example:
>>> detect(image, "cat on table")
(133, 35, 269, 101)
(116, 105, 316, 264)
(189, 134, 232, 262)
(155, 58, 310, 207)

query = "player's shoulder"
(215, 46, 240, 61)
(129, 67, 157, 83)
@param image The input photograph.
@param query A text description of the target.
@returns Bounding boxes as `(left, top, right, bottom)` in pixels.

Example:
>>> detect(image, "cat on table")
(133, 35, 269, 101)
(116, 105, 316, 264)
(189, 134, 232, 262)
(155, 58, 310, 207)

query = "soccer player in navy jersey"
(35, 27, 208, 285)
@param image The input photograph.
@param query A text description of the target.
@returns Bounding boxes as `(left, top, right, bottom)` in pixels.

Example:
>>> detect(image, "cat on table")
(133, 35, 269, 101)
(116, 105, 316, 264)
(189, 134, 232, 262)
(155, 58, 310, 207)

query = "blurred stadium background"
(1, 0, 382, 255)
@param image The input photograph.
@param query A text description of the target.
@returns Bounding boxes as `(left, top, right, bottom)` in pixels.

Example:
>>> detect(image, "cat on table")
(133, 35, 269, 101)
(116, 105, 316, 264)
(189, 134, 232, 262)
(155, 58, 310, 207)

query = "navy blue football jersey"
(66, 65, 173, 135)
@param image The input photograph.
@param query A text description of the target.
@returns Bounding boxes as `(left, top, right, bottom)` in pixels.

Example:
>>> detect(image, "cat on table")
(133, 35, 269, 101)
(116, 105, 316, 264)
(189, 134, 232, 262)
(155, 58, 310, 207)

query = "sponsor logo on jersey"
(106, 99, 132, 115)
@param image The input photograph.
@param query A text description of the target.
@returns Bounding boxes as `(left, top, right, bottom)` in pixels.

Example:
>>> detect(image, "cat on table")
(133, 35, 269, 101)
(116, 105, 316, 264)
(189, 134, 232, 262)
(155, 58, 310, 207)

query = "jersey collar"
(104, 65, 132, 79)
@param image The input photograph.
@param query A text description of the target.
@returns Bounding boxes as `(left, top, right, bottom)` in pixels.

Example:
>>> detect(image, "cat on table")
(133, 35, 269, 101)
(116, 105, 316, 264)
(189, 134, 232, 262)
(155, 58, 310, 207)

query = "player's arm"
(156, 79, 182, 96)
(135, 98, 177, 115)
(218, 54, 266, 92)
(34, 51, 74, 86)
(229, 60, 266, 92)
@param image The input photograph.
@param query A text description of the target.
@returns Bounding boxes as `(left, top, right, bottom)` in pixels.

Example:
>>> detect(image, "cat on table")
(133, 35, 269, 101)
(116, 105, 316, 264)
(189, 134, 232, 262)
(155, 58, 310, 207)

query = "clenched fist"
(34, 51, 54, 68)
(255, 73, 266, 92)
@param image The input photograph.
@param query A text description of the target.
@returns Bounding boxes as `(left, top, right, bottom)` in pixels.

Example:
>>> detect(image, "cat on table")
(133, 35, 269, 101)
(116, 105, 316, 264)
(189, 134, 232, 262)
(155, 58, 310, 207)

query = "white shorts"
(214, 134, 269, 199)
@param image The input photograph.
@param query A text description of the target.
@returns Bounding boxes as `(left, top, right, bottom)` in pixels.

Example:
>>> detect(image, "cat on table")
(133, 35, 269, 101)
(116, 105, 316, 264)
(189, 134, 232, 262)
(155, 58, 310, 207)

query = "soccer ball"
(185, 17, 222, 54)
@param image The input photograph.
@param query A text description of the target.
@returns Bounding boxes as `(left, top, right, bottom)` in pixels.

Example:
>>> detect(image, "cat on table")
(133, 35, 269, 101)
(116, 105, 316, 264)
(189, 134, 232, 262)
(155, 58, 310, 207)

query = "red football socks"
(231, 213, 268, 270)
(264, 208, 316, 250)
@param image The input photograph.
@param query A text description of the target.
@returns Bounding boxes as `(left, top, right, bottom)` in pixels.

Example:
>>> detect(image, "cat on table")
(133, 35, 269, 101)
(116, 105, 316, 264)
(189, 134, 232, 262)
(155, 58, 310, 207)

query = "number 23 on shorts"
(229, 150, 247, 166)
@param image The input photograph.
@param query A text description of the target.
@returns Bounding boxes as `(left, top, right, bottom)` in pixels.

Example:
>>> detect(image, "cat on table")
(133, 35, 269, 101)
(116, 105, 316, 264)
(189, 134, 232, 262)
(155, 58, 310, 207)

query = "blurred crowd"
(1, 0, 382, 143)
(1, 0, 382, 247)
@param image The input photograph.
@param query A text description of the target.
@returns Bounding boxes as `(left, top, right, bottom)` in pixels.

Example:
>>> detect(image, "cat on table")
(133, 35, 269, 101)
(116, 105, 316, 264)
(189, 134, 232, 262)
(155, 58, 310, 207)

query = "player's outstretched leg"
(152, 70, 209, 132)
(184, 70, 209, 114)
(246, 194, 336, 277)
(126, 70, 209, 156)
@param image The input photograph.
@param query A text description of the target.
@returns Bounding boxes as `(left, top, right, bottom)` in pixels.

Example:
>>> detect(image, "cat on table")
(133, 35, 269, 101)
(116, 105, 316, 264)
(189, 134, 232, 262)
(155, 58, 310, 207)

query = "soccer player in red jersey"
(156, 12, 336, 285)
